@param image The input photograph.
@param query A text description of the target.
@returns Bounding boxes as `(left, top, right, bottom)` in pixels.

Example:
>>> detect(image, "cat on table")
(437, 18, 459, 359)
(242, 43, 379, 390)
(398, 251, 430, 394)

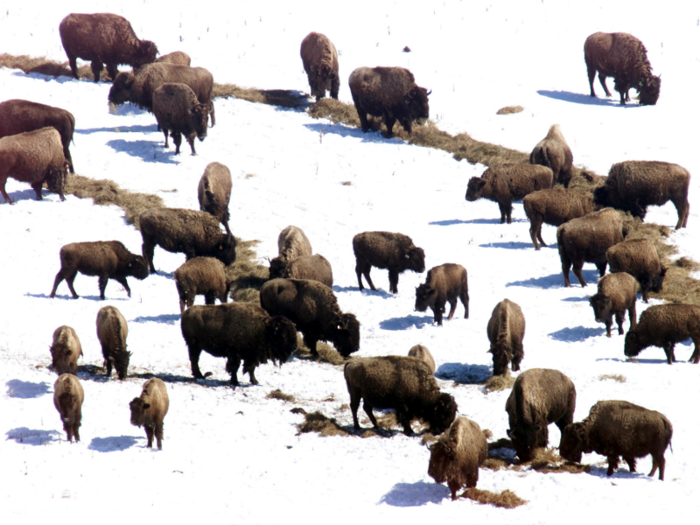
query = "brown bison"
(415, 263, 469, 326)
(487, 299, 525, 376)
(625, 304, 700, 364)
(607, 238, 666, 303)
(174, 257, 230, 313)
(0, 127, 68, 204)
(155, 51, 191, 66)
(97, 305, 130, 380)
(50, 326, 83, 376)
(269, 225, 313, 279)
(198, 162, 232, 234)
(129, 378, 169, 450)
(300, 32, 340, 100)
(59, 13, 158, 82)
(584, 32, 660, 105)
(152, 83, 209, 155)
(349, 66, 429, 137)
(589, 272, 638, 338)
(0, 99, 76, 173)
(408, 344, 436, 374)
(54, 374, 84, 442)
(529, 124, 574, 187)
(280, 254, 334, 288)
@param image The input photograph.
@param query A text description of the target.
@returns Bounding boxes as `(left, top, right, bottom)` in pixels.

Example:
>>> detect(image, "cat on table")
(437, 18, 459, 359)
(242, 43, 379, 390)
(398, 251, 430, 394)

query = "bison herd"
(1, 10, 690, 504)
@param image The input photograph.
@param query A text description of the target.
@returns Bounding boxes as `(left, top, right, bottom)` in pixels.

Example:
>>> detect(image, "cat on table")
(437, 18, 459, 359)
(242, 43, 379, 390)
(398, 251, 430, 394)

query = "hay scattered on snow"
(460, 488, 527, 509)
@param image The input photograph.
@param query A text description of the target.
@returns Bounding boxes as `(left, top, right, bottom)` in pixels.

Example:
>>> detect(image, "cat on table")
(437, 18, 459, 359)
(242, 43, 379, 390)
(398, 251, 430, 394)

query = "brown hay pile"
(213, 83, 309, 108)
(296, 411, 350, 437)
(266, 389, 296, 403)
(483, 373, 515, 393)
(460, 488, 527, 509)
(599, 374, 626, 383)
(0, 53, 108, 81)
(528, 448, 591, 474)
(225, 239, 268, 303)
(496, 105, 524, 115)
(65, 174, 164, 228)
(293, 335, 346, 366)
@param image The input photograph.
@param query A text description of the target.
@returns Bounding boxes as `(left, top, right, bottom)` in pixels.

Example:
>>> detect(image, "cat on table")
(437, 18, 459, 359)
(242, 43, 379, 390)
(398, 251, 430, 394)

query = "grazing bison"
(260, 278, 360, 358)
(349, 66, 430, 137)
(505, 368, 577, 461)
(465, 164, 553, 224)
(560, 400, 672, 480)
(589, 272, 638, 338)
(344, 356, 457, 436)
(155, 51, 191, 66)
(129, 378, 169, 450)
(109, 63, 215, 126)
(353, 231, 425, 294)
(180, 303, 297, 387)
(59, 13, 158, 82)
(408, 344, 436, 374)
(556, 208, 625, 287)
(152, 83, 208, 155)
(0, 99, 76, 173)
(529, 124, 574, 187)
(624, 304, 700, 364)
(0, 127, 68, 204)
(198, 162, 232, 234)
(607, 238, 666, 302)
(50, 241, 149, 300)
(53, 373, 84, 443)
(138, 207, 236, 273)
(269, 225, 313, 279)
(428, 417, 488, 500)
(280, 254, 334, 288)
(594, 161, 690, 230)
(96, 305, 130, 380)
(300, 32, 340, 100)
(50, 326, 83, 376)
(415, 263, 469, 326)
(523, 188, 597, 250)
(584, 32, 660, 105)
(174, 257, 230, 313)
(487, 299, 525, 376)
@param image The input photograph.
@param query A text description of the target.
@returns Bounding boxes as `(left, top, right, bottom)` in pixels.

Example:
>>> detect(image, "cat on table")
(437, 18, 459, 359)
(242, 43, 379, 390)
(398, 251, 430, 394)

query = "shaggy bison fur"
(300, 32, 339, 100)
(607, 238, 666, 302)
(349, 66, 429, 137)
(624, 304, 700, 364)
(505, 368, 577, 461)
(584, 32, 660, 105)
(59, 13, 158, 82)
(180, 302, 297, 386)
(529, 124, 574, 187)
(415, 263, 469, 326)
(428, 416, 488, 499)
(589, 272, 638, 338)
(198, 162, 232, 234)
(465, 164, 553, 224)
(156, 51, 191, 66)
(269, 225, 313, 279)
(280, 254, 334, 288)
(487, 299, 525, 376)
(138, 207, 236, 273)
(96, 305, 130, 380)
(50, 325, 83, 375)
(53, 373, 84, 442)
(353, 231, 425, 294)
(556, 208, 625, 287)
(0, 99, 76, 173)
(560, 400, 672, 480)
(260, 278, 360, 358)
(50, 240, 149, 300)
(0, 127, 68, 204)
(594, 161, 690, 230)
(408, 344, 436, 374)
(344, 356, 457, 435)
(129, 378, 169, 450)
(174, 257, 230, 313)
(152, 83, 208, 155)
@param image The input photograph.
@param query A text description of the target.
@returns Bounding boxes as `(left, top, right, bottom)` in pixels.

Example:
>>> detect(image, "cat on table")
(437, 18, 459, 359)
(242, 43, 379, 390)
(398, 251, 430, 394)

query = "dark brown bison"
(584, 32, 660, 105)
(198, 162, 232, 234)
(59, 13, 158, 82)
(415, 263, 469, 326)
(152, 83, 208, 155)
(487, 299, 525, 376)
(300, 32, 339, 100)
(349, 66, 429, 137)
(0, 99, 76, 173)
(280, 254, 334, 288)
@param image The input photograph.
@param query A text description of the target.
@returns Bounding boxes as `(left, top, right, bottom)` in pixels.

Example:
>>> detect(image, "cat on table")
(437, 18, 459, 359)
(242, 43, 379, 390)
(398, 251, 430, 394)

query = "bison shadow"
(106, 139, 179, 165)
(304, 122, 404, 144)
(428, 219, 471, 226)
(88, 436, 140, 452)
(379, 481, 450, 507)
(6, 379, 51, 399)
(3, 187, 43, 203)
(6, 427, 62, 446)
(549, 326, 605, 341)
(32, 291, 128, 302)
(480, 241, 535, 250)
(336, 285, 393, 298)
(537, 90, 632, 107)
(131, 314, 181, 325)
(507, 269, 600, 289)
(461, 217, 524, 225)
(561, 296, 592, 302)
(379, 315, 434, 331)
(436, 362, 491, 384)
(76, 124, 157, 135)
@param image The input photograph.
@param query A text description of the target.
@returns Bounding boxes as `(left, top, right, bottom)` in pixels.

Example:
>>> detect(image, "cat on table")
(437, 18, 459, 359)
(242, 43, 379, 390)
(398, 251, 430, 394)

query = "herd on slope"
(0, 11, 690, 503)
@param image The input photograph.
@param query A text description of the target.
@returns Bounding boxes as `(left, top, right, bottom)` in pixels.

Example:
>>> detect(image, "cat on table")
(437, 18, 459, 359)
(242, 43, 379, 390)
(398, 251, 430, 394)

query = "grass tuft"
(460, 488, 527, 508)
(483, 373, 515, 393)
(496, 105, 524, 115)
(225, 239, 268, 303)
(296, 411, 350, 437)
(598, 374, 626, 383)
(266, 389, 296, 402)
(293, 335, 346, 366)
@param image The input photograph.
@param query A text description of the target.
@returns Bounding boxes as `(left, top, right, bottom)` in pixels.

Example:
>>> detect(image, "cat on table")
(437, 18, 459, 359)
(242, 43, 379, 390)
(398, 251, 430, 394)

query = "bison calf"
(54, 373, 84, 442)
(487, 299, 525, 376)
(174, 257, 230, 313)
(50, 325, 82, 375)
(589, 272, 638, 337)
(129, 378, 170, 450)
(97, 306, 130, 380)
(415, 263, 469, 326)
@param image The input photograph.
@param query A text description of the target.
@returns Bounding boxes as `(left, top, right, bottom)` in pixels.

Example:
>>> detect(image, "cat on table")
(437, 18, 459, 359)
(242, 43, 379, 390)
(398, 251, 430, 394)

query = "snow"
(1, 0, 700, 521)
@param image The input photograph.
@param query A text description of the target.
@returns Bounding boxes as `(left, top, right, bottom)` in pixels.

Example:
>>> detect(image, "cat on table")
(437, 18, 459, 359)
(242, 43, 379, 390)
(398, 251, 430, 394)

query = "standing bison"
(589, 272, 638, 338)
(606, 238, 666, 303)
(53, 374, 84, 443)
(50, 326, 83, 376)
(300, 32, 339, 100)
(59, 13, 158, 82)
(152, 83, 209, 155)
(487, 299, 525, 376)
(415, 263, 469, 326)
(0, 99, 76, 173)
(529, 124, 574, 188)
(97, 306, 130, 380)
(129, 378, 169, 450)
(349, 66, 430, 137)
(198, 162, 232, 234)
(269, 225, 313, 279)
(584, 32, 661, 105)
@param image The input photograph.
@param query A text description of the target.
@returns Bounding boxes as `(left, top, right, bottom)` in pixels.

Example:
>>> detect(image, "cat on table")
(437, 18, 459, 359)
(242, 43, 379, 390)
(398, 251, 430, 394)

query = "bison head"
(268, 256, 286, 279)
(111, 349, 131, 380)
(489, 345, 513, 377)
(406, 246, 426, 273)
(507, 423, 542, 462)
(192, 103, 209, 141)
(465, 177, 487, 201)
(329, 313, 361, 358)
(559, 423, 587, 463)
(129, 397, 149, 427)
(46, 163, 67, 201)
(651, 266, 667, 293)
(50, 345, 74, 375)
(127, 255, 150, 280)
(135, 40, 159, 67)
(624, 330, 643, 358)
(638, 75, 661, 106)
(108, 72, 136, 106)
(415, 283, 435, 312)
(426, 393, 458, 436)
(266, 316, 298, 364)
(406, 86, 430, 121)
(215, 233, 237, 266)
(589, 294, 612, 326)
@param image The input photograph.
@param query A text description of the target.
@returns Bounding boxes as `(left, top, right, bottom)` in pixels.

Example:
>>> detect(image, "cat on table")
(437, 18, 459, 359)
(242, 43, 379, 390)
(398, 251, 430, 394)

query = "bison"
(50, 325, 83, 376)
(198, 162, 232, 234)
(487, 299, 525, 376)
(408, 344, 436, 374)
(280, 254, 334, 288)
(96, 305, 130, 380)
(589, 272, 638, 338)
(529, 124, 574, 187)
(268, 225, 313, 280)
(152, 83, 208, 155)
(300, 32, 340, 100)
(349, 66, 429, 137)
(415, 263, 469, 326)
(155, 51, 191, 66)
(53, 373, 84, 443)
(174, 257, 230, 313)
(607, 238, 666, 303)
(129, 378, 169, 450)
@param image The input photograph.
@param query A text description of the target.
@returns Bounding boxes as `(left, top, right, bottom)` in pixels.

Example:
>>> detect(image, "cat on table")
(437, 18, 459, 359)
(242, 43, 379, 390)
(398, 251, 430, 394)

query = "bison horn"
(427, 89, 432, 96)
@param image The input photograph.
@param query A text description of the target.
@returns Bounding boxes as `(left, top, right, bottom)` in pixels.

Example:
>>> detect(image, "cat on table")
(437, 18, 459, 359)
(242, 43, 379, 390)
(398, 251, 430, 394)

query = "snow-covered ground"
(1, 0, 699, 521)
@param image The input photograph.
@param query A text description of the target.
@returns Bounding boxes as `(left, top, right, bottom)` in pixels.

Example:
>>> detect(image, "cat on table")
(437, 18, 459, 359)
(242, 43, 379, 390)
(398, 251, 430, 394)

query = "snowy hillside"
(1, 0, 699, 522)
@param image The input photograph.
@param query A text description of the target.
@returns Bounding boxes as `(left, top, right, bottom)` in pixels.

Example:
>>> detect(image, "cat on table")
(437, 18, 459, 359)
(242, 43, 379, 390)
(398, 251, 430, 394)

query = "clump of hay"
(482, 457, 517, 471)
(599, 374, 626, 383)
(266, 389, 296, 403)
(308, 99, 363, 128)
(528, 448, 591, 474)
(296, 411, 350, 437)
(483, 373, 515, 393)
(225, 239, 268, 303)
(0, 53, 108, 81)
(341, 181, 352, 186)
(496, 105, 524, 115)
(293, 334, 346, 366)
(460, 488, 527, 508)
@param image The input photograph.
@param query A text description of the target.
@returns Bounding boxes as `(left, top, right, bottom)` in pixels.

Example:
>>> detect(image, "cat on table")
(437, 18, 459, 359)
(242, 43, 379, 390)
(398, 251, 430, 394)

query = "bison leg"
(209, 101, 216, 127)
(1, 180, 14, 204)
(31, 181, 43, 200)
(595, 261, 607, 278)
(90, 60, 103, 82)
(529, 218, 543, 249)
(68, 55, 79, 79)
(98, 275, 109, 300)
(115, 276, 132, 297)
(72, 423, 80, 443)
(145, 426, 155, 449)
(172, 132, 182, 155)
(604, 318, 613, 338)
(62, 268, 80, 298)
(598, 73, 612, 97)
(572, 261, 587, 287)
(649, 454, 665, 480)
(187, 344, 205, 379)
(511, 343, 524, 372)
(302, 333, 319, 357)
(673, 199, 689, 230)
(561, 258, 573, 287)
(161, 127, 169, 149)
(663, 343, 676, 364)
(432, 304, 443, 326)
(142, 240, 157, 274)
(155, 422, 164, 450)
(629, 302, 637, 329)
(330, 77, 340, 100)
(461, 290, 469, 319)
(362, 401, 380, 429)
(448, 480, 460, 501)
(225, 356, 241, 386)
(447, 299, 458, 322)
(615, 311, 625, 335)
(349, 388, 362, 429)
(355, 260, 375, 290)
(689, 338, 700, 364)
(50, 268, 75, 298)
(382, 112, 396, 138)
(204, 291, 216, 305)
(105, 357, 113, 378)
(105, 63, 118, 81)
(186, 134, 197, 156)
(388, 269, 399, 294)
(244, 363, 259, 385)
(623, 456, 637, 473)
(606, 455, 619, 476)
(396, 409, 414, 436)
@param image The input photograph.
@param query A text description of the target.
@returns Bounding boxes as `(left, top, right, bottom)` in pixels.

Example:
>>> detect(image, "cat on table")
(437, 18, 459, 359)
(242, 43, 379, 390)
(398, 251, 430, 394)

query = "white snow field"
(1, 0, 699, 522)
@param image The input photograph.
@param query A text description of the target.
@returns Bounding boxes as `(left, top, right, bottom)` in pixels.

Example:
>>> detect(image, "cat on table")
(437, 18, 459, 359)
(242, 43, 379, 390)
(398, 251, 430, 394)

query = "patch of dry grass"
(484, 444, 589, 475)
(266, 389, 295, 403)
(296, 411, 350, 437)
(224, 239, 268, 303)
(213, 83, 309, 108)
(0, 53, 110, 81)
(293, 335, 346, 366)
(496, 105, 524, 115)
(599, 374, 626, 383)
(483, 373, 516, 393)
(460, 488, 527, 508)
